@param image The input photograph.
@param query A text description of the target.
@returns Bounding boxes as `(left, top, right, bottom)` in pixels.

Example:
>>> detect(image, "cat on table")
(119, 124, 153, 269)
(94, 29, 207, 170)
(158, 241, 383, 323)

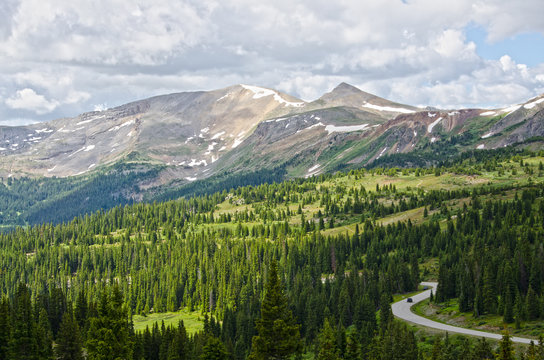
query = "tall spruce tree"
(56, 309, 84, 360)
(496, 332, 515, 360)
(0, 297, 11, 360)
(316, 319, 340, 360)
(10, 283, 38, 360)
(36, 307, 54, 360)
(86, 286, 133, 360)
(249, 260, 302, 360)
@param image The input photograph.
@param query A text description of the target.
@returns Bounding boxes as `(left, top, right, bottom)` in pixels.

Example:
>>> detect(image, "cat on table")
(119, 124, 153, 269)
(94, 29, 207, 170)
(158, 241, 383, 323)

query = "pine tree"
(249, 260, 302, 360)
(503, 291, 514, 324)
(201, 336, 229, 360)
(10, 283, 38, 360)
(482, 267, 497, 314)
(168, 320, 188, 360)
(36, 307, 54, 360)
(525, 341, 538, 360)
(514, 291, 525, 329)
(378, 292, 392, 332)
(471, 337, 493, 360)
(0, 297, 11, 360)
(56, 310, 84, 360)
(430, 336, 442, 360)
(316, 319, 339, 360)
(74, 288, 88, 337)
(526, 286, 540, 320)
(344, 328, 360, 360)
(86, 286, 133, 360)
(496, 332, 515, 360)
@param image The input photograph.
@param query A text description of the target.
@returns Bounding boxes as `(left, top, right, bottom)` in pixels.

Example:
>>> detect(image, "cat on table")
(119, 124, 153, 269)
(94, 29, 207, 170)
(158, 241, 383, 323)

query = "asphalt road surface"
(391, 282, 534, 344)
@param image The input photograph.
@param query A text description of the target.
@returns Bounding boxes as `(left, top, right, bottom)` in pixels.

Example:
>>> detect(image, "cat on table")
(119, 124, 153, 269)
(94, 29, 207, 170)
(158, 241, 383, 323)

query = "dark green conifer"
(496, 331, 515, 360)
(86, 286, 133, 360)
(55, 310, 83, 360)
(10, 283, 38, 360)
(316, 319, 339, 360)
(249, 260, 302, 360)
(0, 297, 11, 360)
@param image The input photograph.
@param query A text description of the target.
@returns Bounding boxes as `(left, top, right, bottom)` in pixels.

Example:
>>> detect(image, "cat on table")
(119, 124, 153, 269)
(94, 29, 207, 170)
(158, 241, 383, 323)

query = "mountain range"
(1, 82, 543, 226)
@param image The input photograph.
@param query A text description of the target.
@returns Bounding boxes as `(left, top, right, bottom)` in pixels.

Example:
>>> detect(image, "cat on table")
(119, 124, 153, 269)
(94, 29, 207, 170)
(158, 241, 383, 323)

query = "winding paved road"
(391, 282, 534, 344)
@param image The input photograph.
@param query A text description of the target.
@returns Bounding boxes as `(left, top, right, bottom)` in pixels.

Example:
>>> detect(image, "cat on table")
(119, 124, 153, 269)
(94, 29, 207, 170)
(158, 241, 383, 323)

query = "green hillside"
(1, 152, 544, 359)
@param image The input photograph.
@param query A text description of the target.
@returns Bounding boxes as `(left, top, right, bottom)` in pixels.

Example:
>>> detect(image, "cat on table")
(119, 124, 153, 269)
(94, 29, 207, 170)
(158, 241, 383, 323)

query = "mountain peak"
(317, 82, 378, 105)
(332, 82, 362, 93)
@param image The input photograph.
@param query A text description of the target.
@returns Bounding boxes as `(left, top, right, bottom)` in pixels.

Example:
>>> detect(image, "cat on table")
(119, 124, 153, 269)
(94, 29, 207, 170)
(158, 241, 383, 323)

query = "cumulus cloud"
(0, 0, 543, 124)
(5, 88, 59, 114)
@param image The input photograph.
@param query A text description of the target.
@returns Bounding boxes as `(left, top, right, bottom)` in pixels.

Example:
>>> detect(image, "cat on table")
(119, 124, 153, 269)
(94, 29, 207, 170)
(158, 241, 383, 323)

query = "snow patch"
(241, 84, 304, 107)
(88, 163, 96, 169)
(377, 147, 387, 159)
(481, 132, 493, 139)
(428, 112, 437, 117)
(413, 130, 417, 137)
(76, 119, 93, 126)
(188, 159, 208, 167)
(427, 117, 443, 133)
(501, 104, 521, 114)
(362, 102, 415, 114)
(185, 177, 197, 182)
(524, 98, 544, 109)
(231, 138, 243, 149)
(211, 131, 225, 140)
(480, 111, 496, 116)
(219, 146, 227, 151)
(108, 119, 135, 132)
(0, 147, 5, 151)
(69, 145, 95, 157)
(35, 128, 53, 133)
(201, 127, 210, 134)
(430, 137, 437, 143)
(216, 92, 231, 102)
(47, 165, 56, 172)
(476, 144, 485, 150)
(308, 122, 325, 129)
(448, 111, 460, 116)
(308, 164, 320, 173)
(324, 124, 369, 134)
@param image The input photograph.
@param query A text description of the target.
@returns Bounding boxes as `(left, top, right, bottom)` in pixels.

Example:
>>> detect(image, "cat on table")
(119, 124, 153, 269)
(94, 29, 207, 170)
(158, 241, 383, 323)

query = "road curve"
(392, 282, 534, 344)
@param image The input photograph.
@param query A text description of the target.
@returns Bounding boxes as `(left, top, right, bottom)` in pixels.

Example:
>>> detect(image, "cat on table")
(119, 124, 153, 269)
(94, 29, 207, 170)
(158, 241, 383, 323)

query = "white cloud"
(0, 0, 543, 124)
(470, 0, 544, 42)
(5, 88, 59, 114)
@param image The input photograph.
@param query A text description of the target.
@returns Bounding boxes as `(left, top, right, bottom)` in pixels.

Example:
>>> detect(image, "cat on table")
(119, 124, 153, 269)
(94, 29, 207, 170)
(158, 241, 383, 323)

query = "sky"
(1, 0, 544, 126)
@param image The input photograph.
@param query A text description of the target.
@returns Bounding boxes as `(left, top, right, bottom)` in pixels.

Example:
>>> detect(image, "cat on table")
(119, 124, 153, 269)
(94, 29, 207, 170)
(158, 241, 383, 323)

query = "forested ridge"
(1, 153, 544, 359)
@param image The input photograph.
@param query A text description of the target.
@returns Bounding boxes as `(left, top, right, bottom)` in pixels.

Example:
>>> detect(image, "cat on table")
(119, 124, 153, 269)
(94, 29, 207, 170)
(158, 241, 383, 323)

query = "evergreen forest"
(2, 150, 544, 359)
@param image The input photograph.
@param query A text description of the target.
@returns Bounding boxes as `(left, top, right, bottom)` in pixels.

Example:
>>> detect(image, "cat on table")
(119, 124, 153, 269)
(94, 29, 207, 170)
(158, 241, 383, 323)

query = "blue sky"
(467, 26, 544, 67)
(0, 0, 543, 125)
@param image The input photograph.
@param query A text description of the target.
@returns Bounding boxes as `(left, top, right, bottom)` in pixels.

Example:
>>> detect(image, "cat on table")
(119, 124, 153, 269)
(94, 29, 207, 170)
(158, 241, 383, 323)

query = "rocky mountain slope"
(1, 83, 543, 185)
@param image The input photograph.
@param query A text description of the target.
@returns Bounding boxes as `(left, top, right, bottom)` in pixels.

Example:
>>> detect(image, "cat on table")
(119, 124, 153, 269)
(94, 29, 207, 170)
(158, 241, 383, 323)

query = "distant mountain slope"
(0, 84, 305, 179)
(0, 83, 543, 227)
